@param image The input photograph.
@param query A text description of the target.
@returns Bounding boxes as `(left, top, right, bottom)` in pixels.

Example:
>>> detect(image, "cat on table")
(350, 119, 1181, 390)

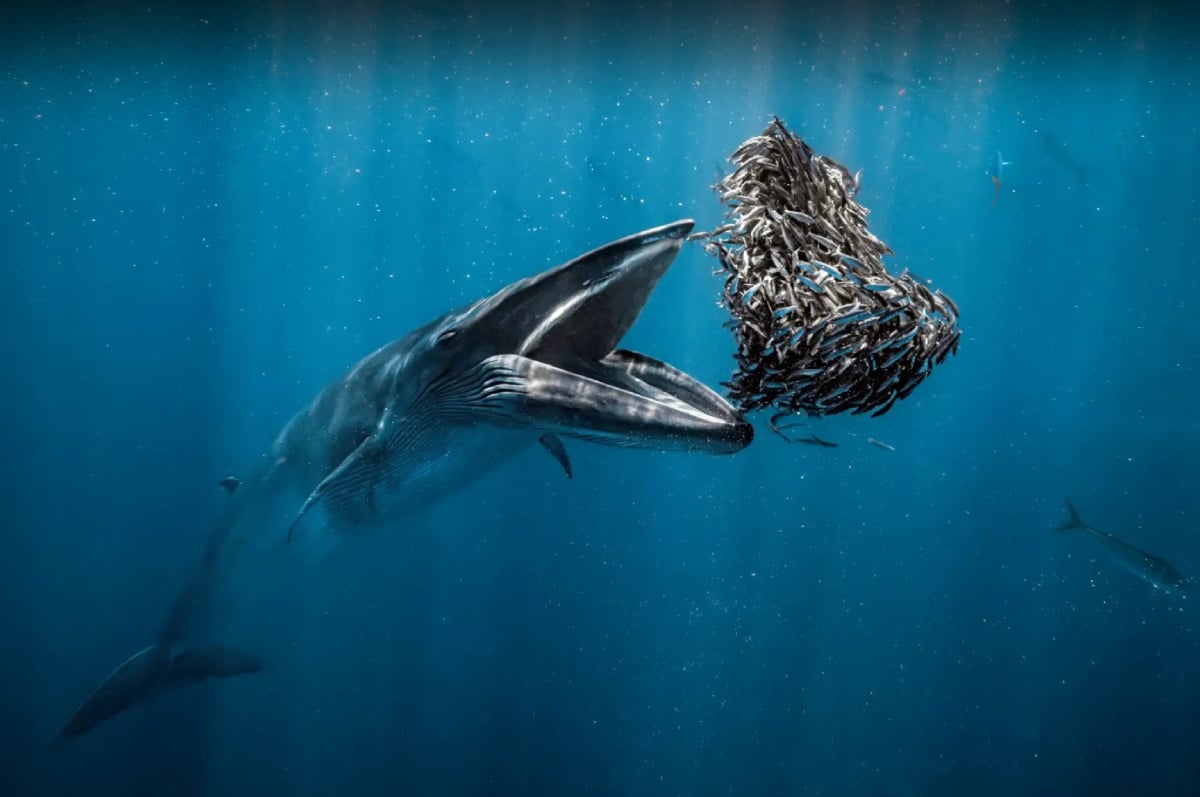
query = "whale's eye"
(435, 328, 459, 347)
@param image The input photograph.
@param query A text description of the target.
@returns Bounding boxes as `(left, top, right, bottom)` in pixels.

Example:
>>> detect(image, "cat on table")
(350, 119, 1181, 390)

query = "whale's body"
(58, 219, 752, 743)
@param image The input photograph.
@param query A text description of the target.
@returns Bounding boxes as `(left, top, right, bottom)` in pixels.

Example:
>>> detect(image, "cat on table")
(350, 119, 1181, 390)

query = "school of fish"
(702, 117, 961, 419)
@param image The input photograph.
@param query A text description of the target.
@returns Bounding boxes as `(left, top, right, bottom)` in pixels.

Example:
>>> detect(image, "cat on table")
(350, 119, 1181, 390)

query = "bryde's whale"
(57, 219, 752, 744)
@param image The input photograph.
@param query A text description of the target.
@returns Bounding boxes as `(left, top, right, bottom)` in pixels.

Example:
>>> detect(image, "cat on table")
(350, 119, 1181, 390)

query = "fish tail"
(1054, 498, 1088, 532)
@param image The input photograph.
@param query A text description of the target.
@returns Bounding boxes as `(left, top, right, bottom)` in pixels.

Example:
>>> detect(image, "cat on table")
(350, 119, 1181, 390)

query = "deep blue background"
(2, 2, 1198, 795)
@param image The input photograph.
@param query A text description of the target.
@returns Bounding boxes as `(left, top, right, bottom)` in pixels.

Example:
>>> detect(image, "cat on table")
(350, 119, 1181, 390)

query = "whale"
(57, 219, 753, 743)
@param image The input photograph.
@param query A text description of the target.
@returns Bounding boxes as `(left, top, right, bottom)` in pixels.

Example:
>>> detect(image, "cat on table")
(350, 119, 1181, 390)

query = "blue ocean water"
(2, 2, 1198, 795)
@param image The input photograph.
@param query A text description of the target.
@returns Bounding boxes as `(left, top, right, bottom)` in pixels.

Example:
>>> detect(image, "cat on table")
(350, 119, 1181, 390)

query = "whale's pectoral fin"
(287, 433, 391, 542)
(471, 354, 752, 454)
(56, 641, 264, 746)
(538, 433, 572, 479)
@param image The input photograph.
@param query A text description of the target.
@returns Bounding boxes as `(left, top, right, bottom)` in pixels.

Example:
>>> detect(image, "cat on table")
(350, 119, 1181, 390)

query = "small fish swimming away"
(218, 476, 241, 493)
(867, 437, 895, 451)
(1054, 499, 1190, 596)
(989, 151, 1011, 207)
(765, 412, 837, 446)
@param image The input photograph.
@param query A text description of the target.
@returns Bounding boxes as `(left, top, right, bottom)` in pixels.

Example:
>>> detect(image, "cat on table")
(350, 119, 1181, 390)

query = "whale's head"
(286, 221, 753, 539)
(391, 219, 753, 454)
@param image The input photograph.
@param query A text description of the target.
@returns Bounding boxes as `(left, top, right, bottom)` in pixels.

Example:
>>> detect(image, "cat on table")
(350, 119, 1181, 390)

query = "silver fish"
(1054, 500, 1190, 595)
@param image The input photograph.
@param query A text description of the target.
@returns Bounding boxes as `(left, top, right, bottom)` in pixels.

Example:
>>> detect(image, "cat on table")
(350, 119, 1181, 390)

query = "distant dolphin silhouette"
(1038, 132, 1088, 187)
(58, 220, 753, 744)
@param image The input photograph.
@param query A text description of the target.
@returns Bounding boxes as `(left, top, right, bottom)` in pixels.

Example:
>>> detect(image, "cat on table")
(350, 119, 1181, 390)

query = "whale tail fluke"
(55, 641, 264, 747)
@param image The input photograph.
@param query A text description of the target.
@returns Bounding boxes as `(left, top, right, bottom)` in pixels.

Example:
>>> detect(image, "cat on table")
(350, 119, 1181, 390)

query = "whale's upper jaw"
(437, 219, 699, 368)
(514, 219, 698, 366)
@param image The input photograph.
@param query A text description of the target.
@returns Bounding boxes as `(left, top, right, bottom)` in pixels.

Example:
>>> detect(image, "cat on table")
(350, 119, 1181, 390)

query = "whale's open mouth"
(459, 219, 754, 453)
